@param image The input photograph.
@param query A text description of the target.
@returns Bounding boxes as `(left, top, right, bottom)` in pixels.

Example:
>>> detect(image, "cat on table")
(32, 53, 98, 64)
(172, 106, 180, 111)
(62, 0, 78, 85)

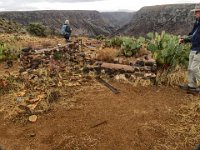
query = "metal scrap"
(95, 76, 119, 94)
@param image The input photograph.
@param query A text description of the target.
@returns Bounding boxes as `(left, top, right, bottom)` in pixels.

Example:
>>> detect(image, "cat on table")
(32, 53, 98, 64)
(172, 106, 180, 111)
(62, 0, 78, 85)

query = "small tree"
(26, 23, 48, 37)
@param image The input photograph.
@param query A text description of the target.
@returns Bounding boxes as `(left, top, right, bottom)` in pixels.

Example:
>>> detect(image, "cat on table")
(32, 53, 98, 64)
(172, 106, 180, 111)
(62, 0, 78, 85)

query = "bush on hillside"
(26, 23, 48, 37)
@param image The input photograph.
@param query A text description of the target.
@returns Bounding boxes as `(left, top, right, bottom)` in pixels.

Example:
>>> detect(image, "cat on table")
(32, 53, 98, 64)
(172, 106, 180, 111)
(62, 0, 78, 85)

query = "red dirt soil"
(0, 80, 199, 150)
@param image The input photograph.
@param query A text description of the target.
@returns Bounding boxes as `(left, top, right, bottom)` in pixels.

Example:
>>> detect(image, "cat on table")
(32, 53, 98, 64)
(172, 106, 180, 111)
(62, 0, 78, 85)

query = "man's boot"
(179, 84, 196, 90)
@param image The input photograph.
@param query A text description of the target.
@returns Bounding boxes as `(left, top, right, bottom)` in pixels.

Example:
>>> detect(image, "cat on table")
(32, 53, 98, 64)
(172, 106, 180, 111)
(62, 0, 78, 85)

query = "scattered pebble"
(29, 115, 38, 123)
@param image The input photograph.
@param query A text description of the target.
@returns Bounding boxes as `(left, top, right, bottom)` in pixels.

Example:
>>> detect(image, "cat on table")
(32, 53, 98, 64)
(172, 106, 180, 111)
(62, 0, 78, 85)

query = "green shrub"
(26, 23, 48, 37)
(96, 34, 105, 40)
(105, 36, 123, 47)
(105, 36, 146, 57)
(0, 42, 18, 61)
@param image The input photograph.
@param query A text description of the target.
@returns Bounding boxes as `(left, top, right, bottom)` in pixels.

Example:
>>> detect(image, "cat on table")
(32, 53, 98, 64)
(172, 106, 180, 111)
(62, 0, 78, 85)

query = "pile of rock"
(19, 40, 85, 72)
(84, 57, 157, 79)
(19, 39, 157, 80)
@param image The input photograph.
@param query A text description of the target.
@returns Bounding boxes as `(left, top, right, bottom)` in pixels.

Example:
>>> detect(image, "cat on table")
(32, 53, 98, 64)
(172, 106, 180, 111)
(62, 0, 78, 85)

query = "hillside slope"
(0, 18, 23, 33)
(0, 4, 198, 37)
(118, 4, 196, 36)
(0, 10, 114, 36)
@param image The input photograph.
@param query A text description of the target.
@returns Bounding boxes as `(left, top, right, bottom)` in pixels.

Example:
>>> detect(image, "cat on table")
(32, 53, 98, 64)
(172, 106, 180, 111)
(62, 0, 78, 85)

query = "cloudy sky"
(0, 0, 199, 12)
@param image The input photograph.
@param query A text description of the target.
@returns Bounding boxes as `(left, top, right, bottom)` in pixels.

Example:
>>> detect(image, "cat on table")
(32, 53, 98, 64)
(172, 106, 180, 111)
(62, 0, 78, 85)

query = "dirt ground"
(0, 74, 200, 150)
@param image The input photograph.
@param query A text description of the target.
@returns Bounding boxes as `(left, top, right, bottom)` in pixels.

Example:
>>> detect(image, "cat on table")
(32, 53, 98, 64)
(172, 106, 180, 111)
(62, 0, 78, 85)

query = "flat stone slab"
(101, 63, 135, 72)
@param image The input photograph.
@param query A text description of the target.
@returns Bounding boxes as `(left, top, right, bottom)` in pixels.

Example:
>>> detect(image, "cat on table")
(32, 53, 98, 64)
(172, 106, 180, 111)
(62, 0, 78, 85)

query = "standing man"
(60, 20, 72, 42)
(179, 4, 200, 92)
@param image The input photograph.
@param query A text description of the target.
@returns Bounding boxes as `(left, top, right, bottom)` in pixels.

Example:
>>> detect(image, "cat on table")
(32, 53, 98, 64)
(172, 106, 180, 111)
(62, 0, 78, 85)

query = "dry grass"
(153, 96, 200, 149)
(96, 47, 118, 62)
(156, 67, 187, 86)
(131, 77, 152, 87)
(136, 44, 151, 57)
(0, 34, 66, 51)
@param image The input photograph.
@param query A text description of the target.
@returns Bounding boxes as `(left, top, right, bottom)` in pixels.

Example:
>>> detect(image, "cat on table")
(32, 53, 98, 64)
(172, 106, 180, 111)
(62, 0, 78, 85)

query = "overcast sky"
(0, 0, 199, 12)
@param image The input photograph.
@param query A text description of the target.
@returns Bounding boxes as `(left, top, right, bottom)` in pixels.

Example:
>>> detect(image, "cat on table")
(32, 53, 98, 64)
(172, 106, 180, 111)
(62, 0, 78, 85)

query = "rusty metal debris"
(95, 76, 119, 94)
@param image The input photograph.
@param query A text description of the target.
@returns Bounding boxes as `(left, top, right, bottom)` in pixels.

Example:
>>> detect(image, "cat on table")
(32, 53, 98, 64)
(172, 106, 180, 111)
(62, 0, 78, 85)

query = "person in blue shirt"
(179, 4, 200, 92)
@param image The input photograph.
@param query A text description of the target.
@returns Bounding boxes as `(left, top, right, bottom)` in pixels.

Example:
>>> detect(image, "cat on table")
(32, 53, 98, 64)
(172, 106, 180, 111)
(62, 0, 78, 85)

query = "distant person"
(60, 20, 72, 42)
(179, 3, 200, 92)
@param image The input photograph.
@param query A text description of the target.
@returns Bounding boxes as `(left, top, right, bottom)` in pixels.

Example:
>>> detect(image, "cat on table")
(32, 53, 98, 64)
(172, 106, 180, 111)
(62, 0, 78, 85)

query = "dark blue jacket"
(185, 19, 200, 51)
(60, 24, 71, 36)
(64, 24, 71, 36)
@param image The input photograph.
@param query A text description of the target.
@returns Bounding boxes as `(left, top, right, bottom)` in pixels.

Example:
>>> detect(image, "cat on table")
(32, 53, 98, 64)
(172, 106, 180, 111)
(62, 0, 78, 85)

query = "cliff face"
(101, 12, 134, 29)
(118, 4, 196, 36)
(0, 4, 198, 37)
(0, 10, 115, 36)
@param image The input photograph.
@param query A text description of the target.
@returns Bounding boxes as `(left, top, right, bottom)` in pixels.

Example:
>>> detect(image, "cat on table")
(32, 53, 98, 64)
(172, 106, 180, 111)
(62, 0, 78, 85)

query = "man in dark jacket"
(179, 4, 200, 92)
(61, 20, 72, 42)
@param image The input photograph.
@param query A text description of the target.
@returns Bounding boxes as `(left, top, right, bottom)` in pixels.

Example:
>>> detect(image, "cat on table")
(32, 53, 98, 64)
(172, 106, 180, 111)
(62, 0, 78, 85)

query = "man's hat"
(191, 3, 200, 12)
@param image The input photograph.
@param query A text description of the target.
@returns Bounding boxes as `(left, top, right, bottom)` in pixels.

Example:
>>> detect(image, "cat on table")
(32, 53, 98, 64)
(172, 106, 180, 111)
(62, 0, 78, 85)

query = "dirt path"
(0, 81, 199, 150)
